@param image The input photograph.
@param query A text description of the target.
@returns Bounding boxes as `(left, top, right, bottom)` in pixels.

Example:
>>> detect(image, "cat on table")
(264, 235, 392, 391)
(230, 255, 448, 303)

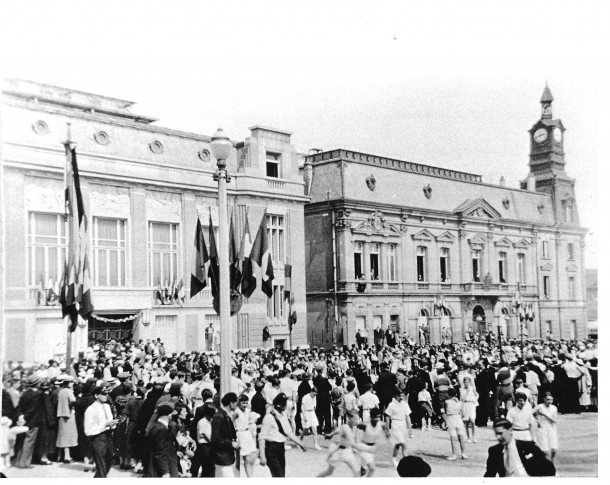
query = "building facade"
(1, 79, 308, 363)
(304, 86, 587, 347)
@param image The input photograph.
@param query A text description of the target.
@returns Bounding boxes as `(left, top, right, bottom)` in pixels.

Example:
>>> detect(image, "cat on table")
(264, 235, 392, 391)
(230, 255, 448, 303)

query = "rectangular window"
(568, 276, 576, 299)
(148, 222, 179, 286)
(354, 242, 363, 278)
(266, 215, 285, 263)
(498, 251, 507, 283)
(542, 240, 549, 258)
(416, 246, 427, 282)
(93, 217, 127, 287)
(567, 242, 575, 260)
(369, 243, 380, 280)
(439, 248, 450, 282)
(266, 152, 280, 178)
(517, 253, 526, 284)
(28, 212, 67, 286)
(543, 275, 550, 298)
(388, 244, 396, 282)
(472, 249, 481, 282)
(267, 284, 284, 319)
(545, 320, 552, 338)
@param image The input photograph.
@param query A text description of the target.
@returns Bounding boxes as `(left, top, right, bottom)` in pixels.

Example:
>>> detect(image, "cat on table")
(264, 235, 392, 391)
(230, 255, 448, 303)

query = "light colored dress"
(534, 403, 558, 451)
(234, 408, 258, 456)
(56, 388, 78, 448)
(385, 399, 411, 446)
(301, 394, 319, 429)
(506, 405, 535, 441)
(459, 386, 479, 422)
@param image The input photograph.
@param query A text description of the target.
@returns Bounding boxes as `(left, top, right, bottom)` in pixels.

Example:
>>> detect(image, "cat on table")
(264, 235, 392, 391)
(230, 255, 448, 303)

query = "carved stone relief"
(146, 191, 182, 223)
(89, 185, 130, 218)
(25, 177, 64, 213)
(353, 210, 400, 234)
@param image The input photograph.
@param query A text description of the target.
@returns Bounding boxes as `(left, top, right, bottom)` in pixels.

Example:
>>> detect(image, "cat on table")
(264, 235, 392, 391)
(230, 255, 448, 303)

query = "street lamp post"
(210, 128, 233, 398)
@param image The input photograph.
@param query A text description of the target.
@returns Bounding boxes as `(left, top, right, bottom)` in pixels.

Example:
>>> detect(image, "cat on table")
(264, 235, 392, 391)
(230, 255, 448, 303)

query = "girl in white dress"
(459, 376, 479, 443)
(234, 394, 260, 477)
(300, 388, 322, 449)
(384, 390, 413, 467)
(534, 392, 559, 463)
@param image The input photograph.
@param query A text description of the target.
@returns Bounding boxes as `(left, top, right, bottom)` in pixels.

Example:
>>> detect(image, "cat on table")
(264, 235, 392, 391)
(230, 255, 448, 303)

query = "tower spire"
(541, 81, 553, 119)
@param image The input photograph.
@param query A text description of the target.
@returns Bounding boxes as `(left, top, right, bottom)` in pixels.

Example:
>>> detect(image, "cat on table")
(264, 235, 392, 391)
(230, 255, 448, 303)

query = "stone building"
(304, 85, 587, 347)
(1, 79, 308, 363)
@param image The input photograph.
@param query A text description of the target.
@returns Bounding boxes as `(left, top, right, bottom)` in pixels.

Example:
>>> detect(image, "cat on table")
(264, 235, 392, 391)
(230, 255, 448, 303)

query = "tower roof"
(541, 82, 554, 103)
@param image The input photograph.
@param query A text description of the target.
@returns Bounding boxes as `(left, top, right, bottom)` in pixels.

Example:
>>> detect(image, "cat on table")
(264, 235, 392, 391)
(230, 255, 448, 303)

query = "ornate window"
(267, 284, 284, 319)
(543, 275, 551, 299)
(369, 243, 380, 280)
(416, 246, 427, 282)
(28, 212, 66, 286)
(266, 214, 285, 263)
(439, 248, 450, 282)
(517, 253, 526, 284)
(498, 251, 507, 283)
(354, 242, 363, 278)
(92, 217, 127, 287)
(472, 249, 482, 282)
(148, 222, 179, 286)
(266, 152, 281, 178)
(388, 244, 397, 282)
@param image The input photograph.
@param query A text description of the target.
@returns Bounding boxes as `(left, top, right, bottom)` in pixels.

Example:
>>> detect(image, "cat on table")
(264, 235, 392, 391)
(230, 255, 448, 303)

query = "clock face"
(553, 127, 562, 143)
(534, 128, 548, 143)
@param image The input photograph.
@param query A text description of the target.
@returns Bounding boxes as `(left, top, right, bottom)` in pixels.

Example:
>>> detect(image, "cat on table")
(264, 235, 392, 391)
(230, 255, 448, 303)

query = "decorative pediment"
(468, 234, 487, 247)
(494, 237, 512, 247)
(566, 264, 578, 273)
(411, 228, 434, 241)
(514, 238, 530, 249)
(540, 263, 553, 272)
(435, 231, 456, 244)
(454, 198, 502, 220)
(352, 210, 400, 235)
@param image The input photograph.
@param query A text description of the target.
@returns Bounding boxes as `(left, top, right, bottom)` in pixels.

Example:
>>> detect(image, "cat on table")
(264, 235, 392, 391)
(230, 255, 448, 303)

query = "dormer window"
(266, 152, 281, 178)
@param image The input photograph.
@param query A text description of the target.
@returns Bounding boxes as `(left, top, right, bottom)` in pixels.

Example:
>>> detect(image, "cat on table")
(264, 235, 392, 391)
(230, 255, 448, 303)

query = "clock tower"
(522, 83, 579, 226)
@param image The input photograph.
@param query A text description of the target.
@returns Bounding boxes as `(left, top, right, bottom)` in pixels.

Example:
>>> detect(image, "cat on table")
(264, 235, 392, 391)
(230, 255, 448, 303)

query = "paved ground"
(5, 413, 597, 478)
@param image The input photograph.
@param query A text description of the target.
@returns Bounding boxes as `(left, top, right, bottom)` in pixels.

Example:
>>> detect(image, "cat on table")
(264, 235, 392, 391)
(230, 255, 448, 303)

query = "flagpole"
(64, 123, 74, 372)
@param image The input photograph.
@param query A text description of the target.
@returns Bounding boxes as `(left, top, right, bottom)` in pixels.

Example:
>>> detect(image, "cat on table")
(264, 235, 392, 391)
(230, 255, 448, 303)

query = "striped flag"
(207, 212, 220, 299)
(59, 144, 93, 332)
(284, 264, 292, 300)
(190, 217, 209, 298)
(239, 212, 256, 298)
(229, 211, 241, 291)
(249, 211, 274, 298)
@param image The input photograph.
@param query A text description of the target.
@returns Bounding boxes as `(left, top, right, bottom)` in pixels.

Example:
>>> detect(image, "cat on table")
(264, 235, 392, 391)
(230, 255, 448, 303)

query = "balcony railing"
(337, 280, 537, 294)
(267, 179, 285, 191)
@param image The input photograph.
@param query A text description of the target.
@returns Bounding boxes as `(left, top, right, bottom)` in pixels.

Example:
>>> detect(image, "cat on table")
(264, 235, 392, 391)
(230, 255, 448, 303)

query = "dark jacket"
(148, 421, 179, 477)
(374, 370, 398, 403)
(18, 388, 44, 427)
(313, 375, 332, 405)
(484, 440, 556, 477)
(211, 408, 236, 466)
(250, 392, 267, 426)
(2, 388, 19, 423)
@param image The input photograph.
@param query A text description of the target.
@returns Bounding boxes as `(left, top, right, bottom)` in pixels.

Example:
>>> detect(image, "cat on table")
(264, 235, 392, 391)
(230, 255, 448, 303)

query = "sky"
(1, 0, 607, 270)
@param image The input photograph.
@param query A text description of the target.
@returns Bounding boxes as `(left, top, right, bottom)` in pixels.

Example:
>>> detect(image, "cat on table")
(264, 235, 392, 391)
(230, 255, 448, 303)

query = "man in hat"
(15, 375, 43, 468)
(484, 418, 555, 477)
(147, 404, 179, 477)
(109, 372, 131, 402)
(84, 385, 118, 477)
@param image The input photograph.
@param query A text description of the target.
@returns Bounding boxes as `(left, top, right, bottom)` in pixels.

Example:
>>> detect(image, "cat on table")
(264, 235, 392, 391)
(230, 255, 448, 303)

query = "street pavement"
(5, 412, 597, 478)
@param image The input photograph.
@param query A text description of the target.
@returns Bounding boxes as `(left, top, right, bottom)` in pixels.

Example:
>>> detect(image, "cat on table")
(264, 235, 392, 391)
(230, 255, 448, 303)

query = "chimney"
(499, 176, 506, 187)
(309, 148, 322, 155)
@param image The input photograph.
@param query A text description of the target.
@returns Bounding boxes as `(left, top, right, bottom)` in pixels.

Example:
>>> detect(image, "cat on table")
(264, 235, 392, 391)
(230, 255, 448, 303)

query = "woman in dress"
(56, 376, 78, 462)
(460, 375, 479, 443)
(300, 388, 322, 449)
(112, 383, 133, 469)
(506, 391, 536, 441)
(534, 392, 559, 463)
(233, 393, 260, 477)
(384, 389, 413, 468)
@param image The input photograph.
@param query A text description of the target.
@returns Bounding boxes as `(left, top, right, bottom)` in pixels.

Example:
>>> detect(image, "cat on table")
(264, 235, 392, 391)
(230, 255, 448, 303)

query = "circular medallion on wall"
(94, 130, 110, 145)
(32, 120, 49, 135)
(149, 140, 164, 154)
(198, 148, 211, 162)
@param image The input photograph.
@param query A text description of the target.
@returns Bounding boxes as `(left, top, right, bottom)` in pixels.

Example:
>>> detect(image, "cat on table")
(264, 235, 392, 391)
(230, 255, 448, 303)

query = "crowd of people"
(1, 333, 598, 477)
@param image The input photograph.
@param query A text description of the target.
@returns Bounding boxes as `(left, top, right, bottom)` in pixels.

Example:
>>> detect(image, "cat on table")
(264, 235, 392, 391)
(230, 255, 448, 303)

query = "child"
(534, 392, 559, 463)
(234, 393, 260, 477)
(417, 382, 433, 431)
(300, 388, 322, 449)
(1, 417, 28, 471)
(443, 387, 467, 460)
(460, 376, 479, 442)
(384, 390, 413, 467)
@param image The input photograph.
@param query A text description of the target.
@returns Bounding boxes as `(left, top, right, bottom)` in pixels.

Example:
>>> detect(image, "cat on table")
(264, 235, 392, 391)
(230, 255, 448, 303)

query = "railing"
(267, 179, 285, 190)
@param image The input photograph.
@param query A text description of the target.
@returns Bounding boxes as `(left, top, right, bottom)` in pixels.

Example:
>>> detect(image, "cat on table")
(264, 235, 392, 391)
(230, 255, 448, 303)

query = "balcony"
(266, 179, 285, 191)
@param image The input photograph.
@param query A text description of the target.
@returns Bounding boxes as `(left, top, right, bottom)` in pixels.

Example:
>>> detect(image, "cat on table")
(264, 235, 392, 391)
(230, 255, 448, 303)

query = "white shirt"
(360, 391, 379, 410)
(260, 411, 291, 443)
(504, 439, 528, 477)
(197, 418, 212, 444)
(84, 401, 113, 437)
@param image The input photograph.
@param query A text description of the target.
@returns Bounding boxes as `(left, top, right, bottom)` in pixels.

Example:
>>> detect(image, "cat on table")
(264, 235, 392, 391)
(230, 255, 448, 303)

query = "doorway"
(472, 305, 486, 334)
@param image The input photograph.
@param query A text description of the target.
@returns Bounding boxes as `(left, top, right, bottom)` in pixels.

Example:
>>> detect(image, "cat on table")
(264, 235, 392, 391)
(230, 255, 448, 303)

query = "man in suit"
(148, 404, 179, 477)
(484, 418, 555, 477)
(374, 363, 397, 413)
(15, 376, 43, 469)
(313, 371, 332, 436)
(295, 374, 312, 433)
(211, 392, 239, 477)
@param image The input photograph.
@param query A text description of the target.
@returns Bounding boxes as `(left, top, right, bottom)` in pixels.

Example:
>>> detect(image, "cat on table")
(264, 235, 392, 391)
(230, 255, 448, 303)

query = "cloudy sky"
(1, 0, 606, 268)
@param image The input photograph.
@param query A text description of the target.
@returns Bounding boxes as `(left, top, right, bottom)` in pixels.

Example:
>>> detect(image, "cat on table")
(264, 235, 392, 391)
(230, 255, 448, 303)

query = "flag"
(154, 280, 163, 304)
(249, 212, 274, 298)
(59, 145, 93, 332)
(207, 212, 220, 299)
(229, 211, 241, 291)
(239, 212, 256, 298)
(284, 264, 292, 300)
(190, 217, 209, 298)
(175, 279, 185, 305)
